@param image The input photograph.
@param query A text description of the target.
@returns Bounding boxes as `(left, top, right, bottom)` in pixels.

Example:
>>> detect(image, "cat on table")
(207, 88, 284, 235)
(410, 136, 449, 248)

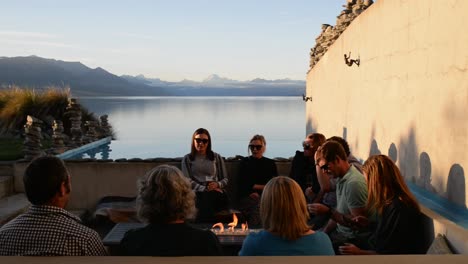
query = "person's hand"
(305, 187, 315, 200)
(207, 181, 219, 191)
(249, 192, 260, 200)
(307, 203, 329, 215)
(339, 243, 361, 255)
(351, 215, 370, 228)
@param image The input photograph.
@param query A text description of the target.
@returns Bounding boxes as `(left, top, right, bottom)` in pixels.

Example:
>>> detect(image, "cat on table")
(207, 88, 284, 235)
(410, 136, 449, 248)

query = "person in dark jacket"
(338, 155, 427, 255)
(237, 134, 278, 226)
(289, 133, 326, 202)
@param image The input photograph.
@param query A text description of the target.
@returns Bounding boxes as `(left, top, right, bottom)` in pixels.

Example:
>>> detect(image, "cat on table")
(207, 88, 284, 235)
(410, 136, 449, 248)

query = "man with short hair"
(308, 141, 369, 253)
(0, 156, 107, 256)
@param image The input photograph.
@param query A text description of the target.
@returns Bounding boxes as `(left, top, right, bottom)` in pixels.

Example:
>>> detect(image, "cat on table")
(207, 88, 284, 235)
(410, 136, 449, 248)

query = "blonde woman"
(239, 176, 334, 256)
(120, 165, 222, 256)
(237, 134, 278, 226)
(339, 155, 426, 254)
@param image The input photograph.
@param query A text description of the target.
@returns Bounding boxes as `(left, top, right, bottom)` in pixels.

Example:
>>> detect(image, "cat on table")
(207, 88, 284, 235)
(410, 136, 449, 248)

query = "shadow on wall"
(306, 118, 315, 135)
(398, 126, 419, 183)
(369, 139, 381, 156)
(417, 152, 436, 193)
(388, 143, 398, 162)
(446, 164, 466, 208)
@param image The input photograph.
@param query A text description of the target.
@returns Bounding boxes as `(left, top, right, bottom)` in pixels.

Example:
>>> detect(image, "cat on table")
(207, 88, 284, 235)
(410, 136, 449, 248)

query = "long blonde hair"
(363, 155, 420, 215)
(260, 176, 310, 240)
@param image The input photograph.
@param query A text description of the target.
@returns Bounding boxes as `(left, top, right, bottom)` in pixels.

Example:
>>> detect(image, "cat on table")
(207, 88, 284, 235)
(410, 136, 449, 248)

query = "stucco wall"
(305, 0, 468, 253)
(306, 0, 467, 208)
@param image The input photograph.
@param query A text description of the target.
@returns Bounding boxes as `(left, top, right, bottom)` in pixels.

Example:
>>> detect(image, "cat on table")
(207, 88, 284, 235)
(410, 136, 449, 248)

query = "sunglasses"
(303, 142, 311, 150)
(249, 144, 263, 151)
(194, 138, 209, 144)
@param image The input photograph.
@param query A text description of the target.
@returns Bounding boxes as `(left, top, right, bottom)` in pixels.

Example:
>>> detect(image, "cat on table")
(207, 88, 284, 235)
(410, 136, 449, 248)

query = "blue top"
(239, 230, 335, 256)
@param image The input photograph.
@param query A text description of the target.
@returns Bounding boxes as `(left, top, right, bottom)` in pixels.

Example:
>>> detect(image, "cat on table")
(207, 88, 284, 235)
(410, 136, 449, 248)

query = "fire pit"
(211, 213, 259, 236)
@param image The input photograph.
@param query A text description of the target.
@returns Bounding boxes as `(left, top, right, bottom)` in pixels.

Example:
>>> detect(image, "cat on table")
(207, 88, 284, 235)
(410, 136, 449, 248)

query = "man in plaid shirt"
(0, 156, 107, 256)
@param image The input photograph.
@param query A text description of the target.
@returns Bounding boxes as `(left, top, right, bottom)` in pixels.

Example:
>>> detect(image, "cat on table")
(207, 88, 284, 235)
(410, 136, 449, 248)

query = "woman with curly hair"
(120, 165, 222, 256)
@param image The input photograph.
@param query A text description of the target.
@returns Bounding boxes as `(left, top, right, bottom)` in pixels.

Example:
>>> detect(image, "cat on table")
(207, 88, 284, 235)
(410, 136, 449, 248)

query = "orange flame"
(212, 222, 224, 233)
(241, 222, 248, 231)
(227, 213, 238, 231)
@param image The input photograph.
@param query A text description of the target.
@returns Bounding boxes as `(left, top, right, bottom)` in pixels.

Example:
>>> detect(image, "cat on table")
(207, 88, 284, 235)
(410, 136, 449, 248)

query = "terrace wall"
(305, 0, 468, 253)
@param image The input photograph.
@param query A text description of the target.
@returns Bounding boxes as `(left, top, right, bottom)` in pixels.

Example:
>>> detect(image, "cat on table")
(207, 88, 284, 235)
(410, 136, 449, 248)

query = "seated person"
(339, 155, 427, 255)
(237, 134, 278, 226)
(289, 133, 326, 202)
(308, 141, 370, 254)
(0, 156, 107, 256)
(181, 128, 229, 222)
(120, 165, 222, 256)
(310, 136, 363, 230)
(239, 176, 334, 256)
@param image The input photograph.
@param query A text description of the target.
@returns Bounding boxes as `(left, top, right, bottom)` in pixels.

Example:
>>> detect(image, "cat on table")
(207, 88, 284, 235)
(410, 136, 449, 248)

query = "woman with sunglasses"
(237, 134, 278, 226)
(289, 133, 326, 202)
(181, 128, 229, 222)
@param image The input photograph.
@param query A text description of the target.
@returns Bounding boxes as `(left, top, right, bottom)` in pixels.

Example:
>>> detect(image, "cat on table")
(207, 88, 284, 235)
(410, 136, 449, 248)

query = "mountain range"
(0, 56, 305, 96)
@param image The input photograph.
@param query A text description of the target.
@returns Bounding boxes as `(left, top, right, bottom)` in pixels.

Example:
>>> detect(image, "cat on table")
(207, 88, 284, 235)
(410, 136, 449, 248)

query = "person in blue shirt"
(239, 176, 334, 256)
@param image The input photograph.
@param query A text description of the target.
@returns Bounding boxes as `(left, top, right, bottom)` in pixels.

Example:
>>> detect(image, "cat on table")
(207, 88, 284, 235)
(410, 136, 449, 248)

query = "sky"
(0, 0, 345, 82)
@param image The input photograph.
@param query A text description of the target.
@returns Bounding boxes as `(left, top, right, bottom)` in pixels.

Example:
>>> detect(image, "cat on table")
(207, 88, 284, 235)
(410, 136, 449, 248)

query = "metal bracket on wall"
(302, 94, 312, 102)
(344, 52, 360, 67)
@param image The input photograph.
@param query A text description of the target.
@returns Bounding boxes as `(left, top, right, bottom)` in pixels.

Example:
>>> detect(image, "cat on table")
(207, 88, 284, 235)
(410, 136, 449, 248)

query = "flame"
(227, 213, 238, 231)
(212, 222, 224, 233)
(241, 222, 248, 231)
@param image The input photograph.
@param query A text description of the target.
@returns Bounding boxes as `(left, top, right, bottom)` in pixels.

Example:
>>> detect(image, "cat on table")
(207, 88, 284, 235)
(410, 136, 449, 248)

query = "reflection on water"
(78, 96, 305, 159)
(69, 142, 112, 160)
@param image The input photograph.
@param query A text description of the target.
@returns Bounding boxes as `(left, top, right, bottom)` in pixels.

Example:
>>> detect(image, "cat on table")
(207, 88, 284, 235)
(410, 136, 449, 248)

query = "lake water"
(77, 96, 306, 159)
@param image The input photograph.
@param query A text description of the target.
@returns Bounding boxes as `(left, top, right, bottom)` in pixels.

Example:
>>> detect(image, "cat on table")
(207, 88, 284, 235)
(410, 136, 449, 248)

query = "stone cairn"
(308, 0, 373, 71)
(23, 115, 44, 160)
(51, 120, 67, 154)
(99, 114, 112, 138)
(64, 98, 83, 147)
(83, 120, 99, 144)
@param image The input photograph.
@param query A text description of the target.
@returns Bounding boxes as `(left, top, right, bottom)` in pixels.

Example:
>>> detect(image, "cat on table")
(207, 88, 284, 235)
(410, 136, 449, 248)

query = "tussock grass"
(0, 86, 70, 133)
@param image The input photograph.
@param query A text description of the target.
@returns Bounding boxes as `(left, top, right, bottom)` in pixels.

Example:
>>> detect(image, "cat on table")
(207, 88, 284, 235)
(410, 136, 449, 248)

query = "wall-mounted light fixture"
(344, 52, 360, 67)
(302, 94, 312, 102)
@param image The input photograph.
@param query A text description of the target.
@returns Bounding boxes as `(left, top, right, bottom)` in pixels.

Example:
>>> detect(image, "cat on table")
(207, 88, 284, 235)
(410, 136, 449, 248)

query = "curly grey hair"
(137, 164, 196, 223)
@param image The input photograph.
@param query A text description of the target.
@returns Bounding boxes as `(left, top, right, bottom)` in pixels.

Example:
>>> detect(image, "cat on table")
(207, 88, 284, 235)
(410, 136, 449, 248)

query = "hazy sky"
(0, 0, 344, 82)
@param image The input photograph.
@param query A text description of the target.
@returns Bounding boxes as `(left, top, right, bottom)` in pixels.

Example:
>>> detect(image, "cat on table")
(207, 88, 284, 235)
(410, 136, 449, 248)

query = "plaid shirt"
(0, 205, 107, 256)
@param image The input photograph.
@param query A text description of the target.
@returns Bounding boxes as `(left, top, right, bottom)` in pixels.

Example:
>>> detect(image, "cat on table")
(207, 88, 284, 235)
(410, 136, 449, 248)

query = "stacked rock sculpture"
(64, 98, 83, 147)
(84, 120, 99, 144)
(99, 114, 112, 138)
(23, 115, 44, 160)
(51, 120, 67, 154)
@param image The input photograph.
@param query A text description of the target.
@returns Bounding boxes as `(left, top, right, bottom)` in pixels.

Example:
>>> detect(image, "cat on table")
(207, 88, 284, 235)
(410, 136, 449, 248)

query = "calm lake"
(78, 96, 306, 159)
